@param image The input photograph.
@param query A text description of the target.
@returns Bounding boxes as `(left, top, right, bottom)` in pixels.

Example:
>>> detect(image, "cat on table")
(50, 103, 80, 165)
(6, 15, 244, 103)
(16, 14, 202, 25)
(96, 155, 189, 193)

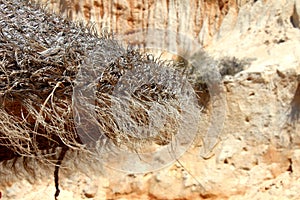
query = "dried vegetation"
(0, 0, 98, 162)
(0, 0, 199, 166)
(0, 1, 202, 198)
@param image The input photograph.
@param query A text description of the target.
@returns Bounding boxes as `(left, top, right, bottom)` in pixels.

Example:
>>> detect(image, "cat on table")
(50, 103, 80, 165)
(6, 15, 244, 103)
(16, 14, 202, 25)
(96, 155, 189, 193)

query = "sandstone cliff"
(2, 0, 300, 199)
(43, 0, 240, 46)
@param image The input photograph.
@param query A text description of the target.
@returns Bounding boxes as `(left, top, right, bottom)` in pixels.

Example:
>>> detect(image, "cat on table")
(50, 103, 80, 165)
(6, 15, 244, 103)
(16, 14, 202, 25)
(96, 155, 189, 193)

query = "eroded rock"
(2, 0, 300, 199)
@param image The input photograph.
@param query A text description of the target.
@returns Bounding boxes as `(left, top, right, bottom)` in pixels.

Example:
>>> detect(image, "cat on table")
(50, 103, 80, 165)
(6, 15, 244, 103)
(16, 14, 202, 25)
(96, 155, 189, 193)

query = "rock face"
(42, 0, 240, 46)
(2, 0, 300, 199)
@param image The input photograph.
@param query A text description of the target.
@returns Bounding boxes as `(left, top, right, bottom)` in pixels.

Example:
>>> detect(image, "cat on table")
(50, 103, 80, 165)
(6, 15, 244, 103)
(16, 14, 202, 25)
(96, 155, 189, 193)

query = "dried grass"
(0, 1, 205, 199)
(0, 0, 200, 167)
(0, 0, 99, 163)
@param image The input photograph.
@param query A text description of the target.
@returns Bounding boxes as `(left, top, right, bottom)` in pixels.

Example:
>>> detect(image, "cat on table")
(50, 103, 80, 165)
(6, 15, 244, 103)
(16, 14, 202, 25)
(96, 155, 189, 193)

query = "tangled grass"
(0, 0, 98, 163)
(0, 0, 202, 198)
(0, 0, 200, 169)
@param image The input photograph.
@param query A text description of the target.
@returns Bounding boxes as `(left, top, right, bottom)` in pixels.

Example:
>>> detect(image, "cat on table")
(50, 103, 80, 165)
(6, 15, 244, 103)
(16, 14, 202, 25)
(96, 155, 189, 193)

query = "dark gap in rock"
(241, 167, 250, 171)
(247, 77, 253, 81)
(224, 158, 229, 164)
(245, 116, 250, 122)
(287, 158, 293, 173)
(289, 81, 300, 123)
(290, 4, 299, 28)
(277, 39, 286, 44)
(200, 193, 218, 199)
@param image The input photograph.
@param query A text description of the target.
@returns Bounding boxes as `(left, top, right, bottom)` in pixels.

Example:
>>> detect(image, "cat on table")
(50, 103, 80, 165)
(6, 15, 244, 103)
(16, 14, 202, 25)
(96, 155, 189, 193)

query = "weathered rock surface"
(2, 0, 300, 199)
(42, 0, 240, 46)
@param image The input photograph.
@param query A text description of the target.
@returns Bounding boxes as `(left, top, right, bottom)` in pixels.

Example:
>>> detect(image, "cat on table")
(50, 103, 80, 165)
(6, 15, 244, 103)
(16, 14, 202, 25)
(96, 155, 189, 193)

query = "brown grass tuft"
(0, 0, 200, 166)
